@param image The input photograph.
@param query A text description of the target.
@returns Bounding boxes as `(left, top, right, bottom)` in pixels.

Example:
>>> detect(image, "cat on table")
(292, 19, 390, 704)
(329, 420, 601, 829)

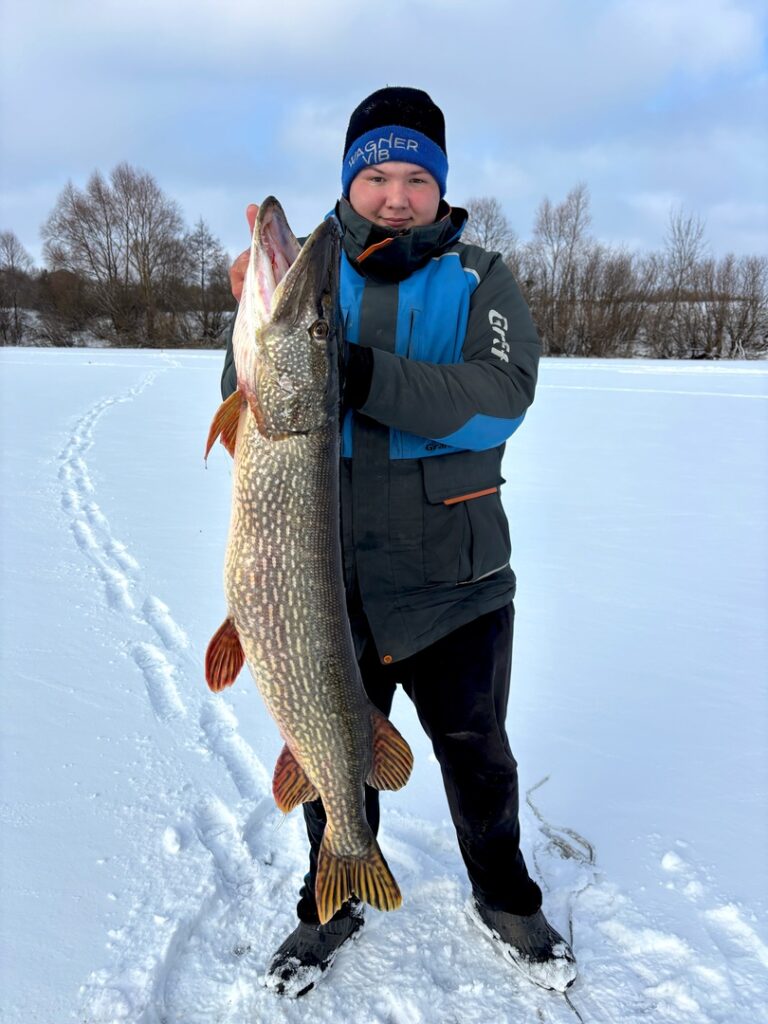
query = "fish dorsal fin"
(366, 709, 414, 791)
(272, 743, 320, 812)
(205, 618, 245, 691)
(205, 389, 244, 460)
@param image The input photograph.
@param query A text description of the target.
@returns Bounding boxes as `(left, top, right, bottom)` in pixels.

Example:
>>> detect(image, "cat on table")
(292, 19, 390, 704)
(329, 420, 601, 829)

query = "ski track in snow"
(58, 354, 766, 1024)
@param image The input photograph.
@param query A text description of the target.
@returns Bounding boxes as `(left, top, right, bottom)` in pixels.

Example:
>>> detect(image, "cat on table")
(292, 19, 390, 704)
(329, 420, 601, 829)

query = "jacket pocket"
(406, 307, 421, 358)
(421, 450, 511, 585)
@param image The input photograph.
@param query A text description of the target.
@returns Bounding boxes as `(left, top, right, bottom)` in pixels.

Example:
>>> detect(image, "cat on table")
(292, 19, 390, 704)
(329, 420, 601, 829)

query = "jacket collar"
(334, 198, 467, 282)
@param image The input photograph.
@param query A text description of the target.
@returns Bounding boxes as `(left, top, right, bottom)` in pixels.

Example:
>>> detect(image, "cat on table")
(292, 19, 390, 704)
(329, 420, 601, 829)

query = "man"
(222, 87, 577, 998)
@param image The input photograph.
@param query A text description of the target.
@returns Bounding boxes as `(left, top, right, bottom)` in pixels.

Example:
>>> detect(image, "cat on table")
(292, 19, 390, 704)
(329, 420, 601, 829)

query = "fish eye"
(310, 319, 329, 341)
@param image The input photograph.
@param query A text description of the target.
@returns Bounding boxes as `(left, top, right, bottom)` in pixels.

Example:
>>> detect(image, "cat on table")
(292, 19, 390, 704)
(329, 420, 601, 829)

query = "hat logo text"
(349, 134, 420, 168)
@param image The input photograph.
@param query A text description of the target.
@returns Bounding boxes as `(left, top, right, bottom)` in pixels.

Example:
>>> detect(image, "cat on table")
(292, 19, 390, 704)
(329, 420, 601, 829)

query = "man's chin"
(380, 219, 410, 228)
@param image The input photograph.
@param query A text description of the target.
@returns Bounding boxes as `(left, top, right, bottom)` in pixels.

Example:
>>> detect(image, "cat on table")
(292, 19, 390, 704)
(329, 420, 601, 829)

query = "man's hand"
(229, 203, 259, 302)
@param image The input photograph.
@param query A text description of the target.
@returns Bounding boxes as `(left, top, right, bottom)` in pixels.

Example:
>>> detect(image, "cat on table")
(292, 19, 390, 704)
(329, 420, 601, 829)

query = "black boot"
(467, 898, 577, 992)
(264, 902, 365, 998)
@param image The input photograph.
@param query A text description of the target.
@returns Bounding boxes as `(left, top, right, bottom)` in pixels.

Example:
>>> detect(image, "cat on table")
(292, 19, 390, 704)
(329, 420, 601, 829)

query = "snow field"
(1, 351, 766, 1023)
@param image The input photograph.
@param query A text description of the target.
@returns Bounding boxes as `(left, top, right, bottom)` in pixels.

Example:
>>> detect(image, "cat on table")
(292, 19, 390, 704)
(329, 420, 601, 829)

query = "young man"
(222, 87, 577, 998)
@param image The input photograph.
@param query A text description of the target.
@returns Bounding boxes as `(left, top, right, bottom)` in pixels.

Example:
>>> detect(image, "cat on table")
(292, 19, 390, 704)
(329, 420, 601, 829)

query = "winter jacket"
(221, 199, 541, 663)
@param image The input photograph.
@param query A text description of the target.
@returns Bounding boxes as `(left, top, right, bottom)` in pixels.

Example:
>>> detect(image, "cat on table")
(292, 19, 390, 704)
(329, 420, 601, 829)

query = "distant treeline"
(2, 167, 767, 357)
(462, 187, 767, 359)
(1, 163, 234, 348)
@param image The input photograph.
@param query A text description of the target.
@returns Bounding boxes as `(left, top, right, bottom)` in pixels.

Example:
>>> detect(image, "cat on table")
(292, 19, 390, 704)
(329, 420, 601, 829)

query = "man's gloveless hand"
(229, 203, 259, 302)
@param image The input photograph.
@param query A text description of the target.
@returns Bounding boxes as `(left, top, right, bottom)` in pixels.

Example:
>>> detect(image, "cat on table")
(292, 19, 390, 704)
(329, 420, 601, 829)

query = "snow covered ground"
(1, 350, 766, 1024)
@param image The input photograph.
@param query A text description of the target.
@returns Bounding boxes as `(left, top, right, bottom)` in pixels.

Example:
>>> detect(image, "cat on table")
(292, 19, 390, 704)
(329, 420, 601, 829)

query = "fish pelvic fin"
(205, 389, 243, 460)
(205, 618, 245, 691)
(367, 709, 414, 791)
(316, 832, 402, 925)
(272, 743, 320, 812)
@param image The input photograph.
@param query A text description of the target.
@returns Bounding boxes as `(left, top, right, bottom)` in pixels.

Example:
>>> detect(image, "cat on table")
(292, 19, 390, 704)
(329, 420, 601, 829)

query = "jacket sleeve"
(221, 309, 238, 400)
(357, 254, 541, 449)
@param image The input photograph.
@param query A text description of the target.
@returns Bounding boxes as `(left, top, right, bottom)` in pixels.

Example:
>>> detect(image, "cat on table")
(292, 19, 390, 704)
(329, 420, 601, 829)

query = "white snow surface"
(1, 350, 766, 1024)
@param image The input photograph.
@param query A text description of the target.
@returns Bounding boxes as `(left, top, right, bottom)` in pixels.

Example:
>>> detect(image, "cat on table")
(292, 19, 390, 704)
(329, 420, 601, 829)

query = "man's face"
(348, 162, 441, 230)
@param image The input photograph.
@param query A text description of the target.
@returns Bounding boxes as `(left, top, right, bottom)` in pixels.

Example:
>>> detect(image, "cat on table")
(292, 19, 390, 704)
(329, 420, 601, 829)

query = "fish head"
(233, 197, 341, 437)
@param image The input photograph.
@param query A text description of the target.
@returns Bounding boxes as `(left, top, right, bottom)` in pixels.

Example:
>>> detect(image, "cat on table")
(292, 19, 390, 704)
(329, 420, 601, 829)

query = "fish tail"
(315, 831, 402, 924)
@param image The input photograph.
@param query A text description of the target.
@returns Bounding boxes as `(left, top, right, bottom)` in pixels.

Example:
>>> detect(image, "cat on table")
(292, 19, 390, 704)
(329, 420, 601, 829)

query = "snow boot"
(264, 901, 365, 998)
(466, 897, 578, 992)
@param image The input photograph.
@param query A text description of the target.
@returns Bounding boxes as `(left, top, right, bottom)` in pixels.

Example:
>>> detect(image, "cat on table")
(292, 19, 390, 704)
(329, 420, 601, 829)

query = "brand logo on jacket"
(489, 310, 510, 363)
(348, 134, 420, 169)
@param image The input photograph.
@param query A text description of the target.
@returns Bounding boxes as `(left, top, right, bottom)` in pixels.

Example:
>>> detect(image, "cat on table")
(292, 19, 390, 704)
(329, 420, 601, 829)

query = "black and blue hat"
(342, 87, 448, 198)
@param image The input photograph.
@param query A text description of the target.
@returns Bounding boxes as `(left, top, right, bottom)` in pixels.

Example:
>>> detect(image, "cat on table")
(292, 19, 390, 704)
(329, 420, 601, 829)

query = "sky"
(1, 0, 766, 266)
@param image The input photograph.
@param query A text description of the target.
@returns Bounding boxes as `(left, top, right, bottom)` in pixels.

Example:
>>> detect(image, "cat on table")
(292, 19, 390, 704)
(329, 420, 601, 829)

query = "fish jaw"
(233, 199, 342, 438)
(232, 198, 300, 402)
(253, 197, 302, 314)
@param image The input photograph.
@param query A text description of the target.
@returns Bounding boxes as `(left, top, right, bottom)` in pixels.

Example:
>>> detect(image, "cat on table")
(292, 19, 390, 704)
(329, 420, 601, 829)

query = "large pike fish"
(205, 198, 413, 924)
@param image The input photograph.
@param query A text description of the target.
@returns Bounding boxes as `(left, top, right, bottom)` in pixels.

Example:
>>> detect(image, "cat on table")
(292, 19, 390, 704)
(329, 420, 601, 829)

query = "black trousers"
(296, 602, 542, 924)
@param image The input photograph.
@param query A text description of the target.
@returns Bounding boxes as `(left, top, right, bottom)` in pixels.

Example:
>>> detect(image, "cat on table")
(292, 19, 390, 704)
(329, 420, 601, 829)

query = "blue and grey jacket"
(222, 199, 541, 663)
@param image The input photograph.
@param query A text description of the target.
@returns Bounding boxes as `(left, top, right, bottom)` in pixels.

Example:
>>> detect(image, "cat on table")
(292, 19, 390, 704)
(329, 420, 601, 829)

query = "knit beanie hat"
(341, 87, 448, 198)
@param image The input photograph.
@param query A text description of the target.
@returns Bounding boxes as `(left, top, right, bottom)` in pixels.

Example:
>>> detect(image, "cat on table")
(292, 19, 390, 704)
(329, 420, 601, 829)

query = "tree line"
(1, 163, 233, 347)
(462, 186, 767, 359)
(2, 167, 766, 357)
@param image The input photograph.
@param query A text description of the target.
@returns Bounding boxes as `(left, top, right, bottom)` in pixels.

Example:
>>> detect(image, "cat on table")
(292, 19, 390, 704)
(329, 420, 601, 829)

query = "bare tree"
(694, 254, 735, 359)
(42, 163, 185, 342)
(183, 218, 232, 342)
(462, 197, 518, 262)
(658, 206, 709, 356)
(573, 244, 657, 357)
(665, 206, 707, 296)
(526, 183, 592, 353)
(111, 163, 185, 341)
(728, 255, 768, 357)
(0, 230, 33, 344)
(42, 173, 131, 335)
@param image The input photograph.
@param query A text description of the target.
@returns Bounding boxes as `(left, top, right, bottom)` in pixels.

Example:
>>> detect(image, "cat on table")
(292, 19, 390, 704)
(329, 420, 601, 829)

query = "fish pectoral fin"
(367, 709, 414, 791)
(316, 833, 402, 925)
(204, 618, 245, 691)
(205, 389, 243, 460)
(272, 744, 320, 812)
